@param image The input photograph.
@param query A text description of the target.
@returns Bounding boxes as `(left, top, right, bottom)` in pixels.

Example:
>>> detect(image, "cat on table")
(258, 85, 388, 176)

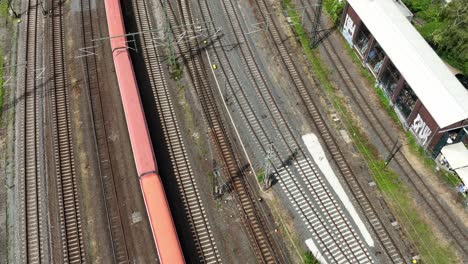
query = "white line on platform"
(302, 133, 375, 247)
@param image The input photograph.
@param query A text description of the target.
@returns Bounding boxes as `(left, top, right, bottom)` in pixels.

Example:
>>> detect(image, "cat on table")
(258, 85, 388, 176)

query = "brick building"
(339, 0, 468, 156)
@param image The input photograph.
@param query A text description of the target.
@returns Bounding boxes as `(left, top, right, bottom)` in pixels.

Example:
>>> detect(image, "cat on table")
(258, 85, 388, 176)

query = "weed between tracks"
(283, 1, 457, 263)
(266, 192, 303, 263)
(0, 1, 7, 19)
(177, 82, 206, 154)
(177, 83, 195, 137)
(0, 3, 15, 127)
(303, 251, 319, 264)
(0, 49, 4, 126)
(1, 6, 16, 261)
(256, 169, 265, 183)
(170, 62, 184, 80)
(0, 1, 7, 126)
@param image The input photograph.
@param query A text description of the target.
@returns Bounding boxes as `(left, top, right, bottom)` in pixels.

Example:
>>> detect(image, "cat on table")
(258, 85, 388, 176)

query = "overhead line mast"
(161, 0, 177, 71)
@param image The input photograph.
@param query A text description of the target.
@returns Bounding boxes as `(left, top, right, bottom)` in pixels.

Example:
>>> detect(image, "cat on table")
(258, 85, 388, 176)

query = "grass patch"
(256, 169, 265, 183)
(283, 2, 458, 263)
(177, 83, 195, 131)
(170, 62, 183, 80)
(405, 132, 461, 187)
(340, 43, 402, 126)
(303, 251, 319, 264)
(374, 88, 400, 125)
(207, 171, 214, 188)
(0, 0, 12, 126)
(0, 51, 3, 126)
(0, 1, 8, 19)
(323, 0, 345, 25)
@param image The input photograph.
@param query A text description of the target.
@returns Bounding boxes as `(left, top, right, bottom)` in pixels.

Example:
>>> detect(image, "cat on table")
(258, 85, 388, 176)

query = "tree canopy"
(404, 0, 468, 74)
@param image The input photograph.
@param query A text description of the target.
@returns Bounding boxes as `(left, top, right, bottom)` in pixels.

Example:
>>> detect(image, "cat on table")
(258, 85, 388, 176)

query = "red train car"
(103, 0, 185, 263)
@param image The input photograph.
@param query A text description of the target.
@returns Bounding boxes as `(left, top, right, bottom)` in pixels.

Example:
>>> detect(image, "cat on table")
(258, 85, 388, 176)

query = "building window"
(354, 24, 371, 56)
(379, 60, 399, 97)
(366, 43, 385, 75)
(395, 82, 418, 119)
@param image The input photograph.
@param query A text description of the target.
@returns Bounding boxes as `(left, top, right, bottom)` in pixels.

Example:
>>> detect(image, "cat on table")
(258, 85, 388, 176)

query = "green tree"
(402, 0, 432, 13)
(405, 0, 467, 73)
(433, 0, 468, 73)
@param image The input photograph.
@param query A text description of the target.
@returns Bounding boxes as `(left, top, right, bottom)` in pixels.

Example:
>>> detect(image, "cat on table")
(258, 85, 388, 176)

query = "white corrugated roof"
(456, 167, 468, 186)
(441, 142, 468, 170)
(440, 143, 468, 185)
(347, 0, 468, 128)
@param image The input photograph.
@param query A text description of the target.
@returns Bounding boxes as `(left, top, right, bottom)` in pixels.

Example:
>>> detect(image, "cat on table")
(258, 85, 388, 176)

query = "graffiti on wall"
(342, 14, 355, 45)
(411, 114, 432, 146)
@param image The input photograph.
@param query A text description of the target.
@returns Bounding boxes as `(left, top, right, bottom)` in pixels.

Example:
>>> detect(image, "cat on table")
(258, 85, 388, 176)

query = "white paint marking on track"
(302, 133, 375, 247)
(205, 49, 256, 176)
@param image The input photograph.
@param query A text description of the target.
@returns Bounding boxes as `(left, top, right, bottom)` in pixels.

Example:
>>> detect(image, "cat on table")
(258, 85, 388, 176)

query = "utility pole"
(161, 0, 177, 71)
(308, 0, 336, 48)
(384, 140, 401, 168)
(213, 160, 222, 199)
(8, 1, 20, 18)
(213, 160, 229, 199)
(310, 0, 323, 48)
(263, 143, 273, 190)
(38, 0, 48, 16)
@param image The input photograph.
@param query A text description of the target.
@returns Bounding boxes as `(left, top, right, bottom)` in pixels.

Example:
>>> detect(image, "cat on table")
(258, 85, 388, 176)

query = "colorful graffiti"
(342, 14, 355, 44)
(411, 114, 432, 146)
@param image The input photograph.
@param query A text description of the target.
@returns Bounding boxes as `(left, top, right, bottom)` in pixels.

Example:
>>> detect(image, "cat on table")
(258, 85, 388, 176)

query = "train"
(102, 0, 185, 263)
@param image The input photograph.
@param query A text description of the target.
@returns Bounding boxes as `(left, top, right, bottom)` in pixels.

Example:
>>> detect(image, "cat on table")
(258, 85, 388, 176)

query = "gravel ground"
(167, 75, 260, 263)
(0, 10, 20, 264)
(194, 0, 386, 261)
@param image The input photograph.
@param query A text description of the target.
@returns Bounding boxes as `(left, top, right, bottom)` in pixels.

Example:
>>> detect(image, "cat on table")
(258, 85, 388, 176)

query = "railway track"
(130, 0, 221, 262)
(48, 0, 85, 262)
(80, 0, 131, 262)
(163, 0, 283, 262)
(298, 3, 468, 259)
(221, 0, 410, 262)
(77, 0, 131, 262)
(195, 0, 377, 262)
(16, 0, 48, 262)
